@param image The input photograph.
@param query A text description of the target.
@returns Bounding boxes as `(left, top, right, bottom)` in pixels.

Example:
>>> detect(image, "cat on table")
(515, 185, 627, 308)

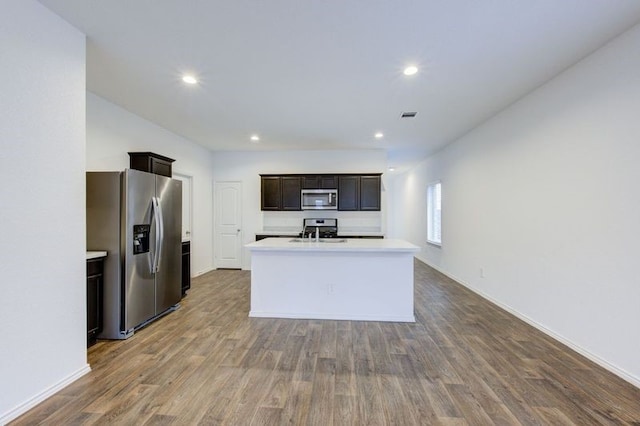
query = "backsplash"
(261, 211, 383, 234)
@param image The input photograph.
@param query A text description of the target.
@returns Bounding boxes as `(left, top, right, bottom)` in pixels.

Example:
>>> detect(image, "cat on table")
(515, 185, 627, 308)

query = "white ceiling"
(38, 0, 640, 171)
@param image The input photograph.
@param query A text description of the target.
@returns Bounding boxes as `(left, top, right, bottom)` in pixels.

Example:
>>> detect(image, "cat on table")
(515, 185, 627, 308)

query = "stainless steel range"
(299, 218, 338, 239)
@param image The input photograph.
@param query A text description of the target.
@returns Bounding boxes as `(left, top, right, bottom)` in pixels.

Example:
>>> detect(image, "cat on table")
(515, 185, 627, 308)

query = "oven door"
(301, 189, 338, 210)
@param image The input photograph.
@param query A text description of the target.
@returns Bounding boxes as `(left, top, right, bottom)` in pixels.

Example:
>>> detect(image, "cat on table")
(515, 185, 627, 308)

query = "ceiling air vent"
(400, 111, 417, 118)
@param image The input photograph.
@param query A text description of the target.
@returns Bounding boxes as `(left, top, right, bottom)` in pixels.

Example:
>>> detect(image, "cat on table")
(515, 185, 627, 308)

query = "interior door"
(214, 181, 242, 269)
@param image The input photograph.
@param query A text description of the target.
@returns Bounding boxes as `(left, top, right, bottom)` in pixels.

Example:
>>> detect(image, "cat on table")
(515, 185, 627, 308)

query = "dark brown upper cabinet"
(261, 176, 282, 211)
(302, 175, 337, 189)
(359, 175, 381, 211)
(338, 175, 381, 211)
(338, 175, 360, 211)
(261, 173, 380, 211)
(281, 177, 302, 210)
(128, 152, 175, 177)
(260, 176, 302, 211)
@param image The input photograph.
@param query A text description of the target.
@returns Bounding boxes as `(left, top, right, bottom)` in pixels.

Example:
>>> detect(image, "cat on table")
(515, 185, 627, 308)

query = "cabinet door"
(338, 176, 359, 211)
(261, 177, 281, 210)
(302, 175, 337, 189)
(281, 177, 302, 210)
(87, 275, 101, 334)
(128, 152, 174, 177)
(360, 175, 381, 211)
(302, 175, 320, 189)
(86, 258, 104, 347)
(181, 241, 191, 295)
(149, 157, 172, 177)
(320, 175, 337, 189)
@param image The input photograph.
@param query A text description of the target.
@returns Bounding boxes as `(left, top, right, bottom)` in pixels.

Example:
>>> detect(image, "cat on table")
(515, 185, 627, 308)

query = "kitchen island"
(245, 238, 420, 322)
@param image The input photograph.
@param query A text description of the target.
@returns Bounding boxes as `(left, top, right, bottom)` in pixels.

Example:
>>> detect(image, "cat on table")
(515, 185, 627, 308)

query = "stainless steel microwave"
(301, 189, 338, 210)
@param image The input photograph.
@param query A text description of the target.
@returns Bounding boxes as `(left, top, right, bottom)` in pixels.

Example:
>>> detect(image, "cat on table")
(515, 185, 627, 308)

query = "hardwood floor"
(11, 260, 640, 425)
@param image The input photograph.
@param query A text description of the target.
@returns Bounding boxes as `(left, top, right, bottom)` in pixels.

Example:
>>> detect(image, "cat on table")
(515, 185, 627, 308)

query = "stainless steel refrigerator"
(86, 169, 182, 339)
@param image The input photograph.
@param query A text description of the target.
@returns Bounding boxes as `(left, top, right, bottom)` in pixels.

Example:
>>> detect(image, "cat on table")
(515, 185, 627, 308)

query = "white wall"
(0, 1, 88, 422)
(390, 23, 640, 386)
(86, 93, 215, 276)
(211, 150, 387, 270)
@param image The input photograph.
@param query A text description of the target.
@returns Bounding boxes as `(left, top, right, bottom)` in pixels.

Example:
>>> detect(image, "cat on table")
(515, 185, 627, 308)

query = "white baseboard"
(414, 256, 640, 389)
(193, 266, 215, 277)
(250, 311, 415, 323)
(1, 364, 91, 425)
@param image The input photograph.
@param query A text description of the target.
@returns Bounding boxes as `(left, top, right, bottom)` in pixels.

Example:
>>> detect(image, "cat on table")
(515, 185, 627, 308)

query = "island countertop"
(245, 237, 419, 253)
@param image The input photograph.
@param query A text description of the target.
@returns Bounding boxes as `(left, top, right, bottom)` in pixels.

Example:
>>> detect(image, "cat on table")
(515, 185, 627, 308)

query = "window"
(427, 181, 441, 246)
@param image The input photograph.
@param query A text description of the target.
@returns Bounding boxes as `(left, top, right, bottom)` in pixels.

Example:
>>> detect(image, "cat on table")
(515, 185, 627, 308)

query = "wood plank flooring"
(11, 260, 640, 425)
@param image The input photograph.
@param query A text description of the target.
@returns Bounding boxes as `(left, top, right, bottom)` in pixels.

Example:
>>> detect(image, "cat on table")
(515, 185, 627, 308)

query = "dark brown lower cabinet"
(182, 241, 191, 296)
(256, 234, 298, 241)
(86, 257, 104, 347)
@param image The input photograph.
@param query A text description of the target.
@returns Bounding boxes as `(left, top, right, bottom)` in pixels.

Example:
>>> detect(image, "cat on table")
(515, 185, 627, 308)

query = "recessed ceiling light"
(374, 132, 384, 139)
(403, 66, 418, 76)
(388, 167, 395, 172)
(182, 75, 198, 85)
(250, 135, 260, 142)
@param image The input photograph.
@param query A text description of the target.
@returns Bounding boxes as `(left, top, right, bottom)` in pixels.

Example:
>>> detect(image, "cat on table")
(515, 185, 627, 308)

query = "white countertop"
(246, 237, 419, 253)
(86, 251, 107, 260)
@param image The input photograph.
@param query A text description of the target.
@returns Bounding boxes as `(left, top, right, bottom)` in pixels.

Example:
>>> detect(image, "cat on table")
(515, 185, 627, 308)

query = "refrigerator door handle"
(156, 196, 165, 272)
(151, 197, 162, 273)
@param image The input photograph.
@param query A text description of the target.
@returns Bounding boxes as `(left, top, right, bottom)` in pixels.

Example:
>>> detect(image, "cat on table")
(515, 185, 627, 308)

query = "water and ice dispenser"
(133, 224, 150, 254)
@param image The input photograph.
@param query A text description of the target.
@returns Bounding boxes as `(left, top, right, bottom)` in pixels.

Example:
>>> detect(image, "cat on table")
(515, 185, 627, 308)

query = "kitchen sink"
(289, 238, 347, 243)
